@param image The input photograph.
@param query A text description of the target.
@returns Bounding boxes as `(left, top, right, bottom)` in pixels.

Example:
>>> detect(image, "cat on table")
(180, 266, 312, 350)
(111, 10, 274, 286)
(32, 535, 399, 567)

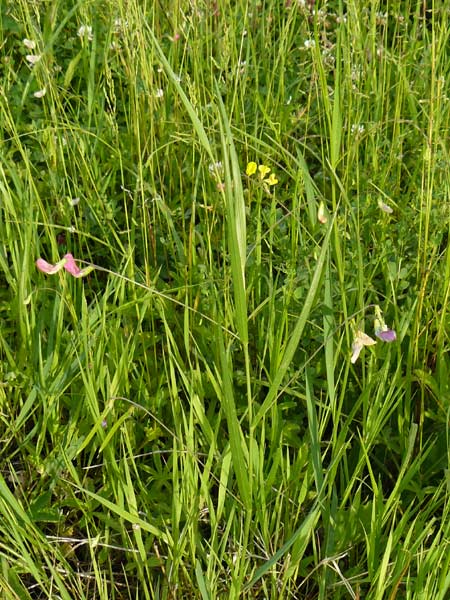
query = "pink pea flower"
(374, 305, 397, 342)
(36, 253, 93, 278)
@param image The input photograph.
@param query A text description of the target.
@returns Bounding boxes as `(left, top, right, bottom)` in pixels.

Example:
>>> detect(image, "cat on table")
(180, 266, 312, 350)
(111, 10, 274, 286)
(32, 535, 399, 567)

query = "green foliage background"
(0, 0, 449, 598)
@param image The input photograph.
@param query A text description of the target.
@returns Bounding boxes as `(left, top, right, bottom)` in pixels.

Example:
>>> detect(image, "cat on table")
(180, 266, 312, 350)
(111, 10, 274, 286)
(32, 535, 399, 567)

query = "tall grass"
(0, 0, 449, 598)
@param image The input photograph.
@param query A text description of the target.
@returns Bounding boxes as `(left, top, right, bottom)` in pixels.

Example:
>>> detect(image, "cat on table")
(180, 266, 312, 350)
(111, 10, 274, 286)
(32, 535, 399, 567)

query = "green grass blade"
(253, 225, 332, 427)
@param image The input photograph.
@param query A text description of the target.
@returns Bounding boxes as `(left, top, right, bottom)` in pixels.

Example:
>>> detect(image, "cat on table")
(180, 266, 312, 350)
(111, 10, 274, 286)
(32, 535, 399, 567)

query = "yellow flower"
(258, 164, 271, 179)
(246, 161, 257, 176)
(266, 173, 278, 186)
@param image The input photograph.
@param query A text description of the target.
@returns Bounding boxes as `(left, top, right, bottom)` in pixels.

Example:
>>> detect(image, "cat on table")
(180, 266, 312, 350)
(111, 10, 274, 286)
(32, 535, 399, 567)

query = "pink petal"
(63, 253, 82, 276)
(35, 257, 67, 274)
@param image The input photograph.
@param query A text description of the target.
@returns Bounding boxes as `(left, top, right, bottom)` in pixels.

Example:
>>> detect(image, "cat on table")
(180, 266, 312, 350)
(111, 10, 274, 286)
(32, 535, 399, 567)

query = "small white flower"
(155, 88, 164, 98)
(113, 18, 128, 32)
(33, 88, 46, 98)
(69, 197, 80, 207)
(303, 39, 316, 49)
(377, 198, 393, 214)
(208, 161, 223, 173)
(26, 54, 41, 65)
(23, 38, 36, 50)
(351, 124, 365, 135)
(77, 25, 93, 41)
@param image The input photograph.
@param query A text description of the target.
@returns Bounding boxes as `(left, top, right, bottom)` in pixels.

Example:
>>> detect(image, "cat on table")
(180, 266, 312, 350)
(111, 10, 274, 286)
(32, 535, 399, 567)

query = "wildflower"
(33, 88, 46, 98)
(77, 25, 93, 41)
(375, 328, 397, 342)
(374, 305, 397, 342)
(25, 54, 41, 65)
(258, 164, 271, 179)
(317, 201, 327, 224)
(172, 32, 180, 42)
(155, 88, 164, 98)
(23, 38, 36, 50)
(113, 18, 128, 34)
(351, 329, 376, 363)
(69, 197, 80, 206)
(208, 161, 223, 174)
(246, 161, 257, 176)
(208, 161, 225, 190)
(36, 253, 94, 278)
(303, 39, 316, 49)
(35, 256, 68, 275)
(351, 124, 365, 135)
(377, 198, 393, 214)
(246, 161, 279, 190)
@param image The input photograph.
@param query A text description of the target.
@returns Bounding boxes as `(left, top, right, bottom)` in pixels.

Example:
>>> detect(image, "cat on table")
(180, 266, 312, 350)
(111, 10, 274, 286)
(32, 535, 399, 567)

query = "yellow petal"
(266, 173, 278, 186)
(258, 164, 270, 179)
(246, 161, 257, 176)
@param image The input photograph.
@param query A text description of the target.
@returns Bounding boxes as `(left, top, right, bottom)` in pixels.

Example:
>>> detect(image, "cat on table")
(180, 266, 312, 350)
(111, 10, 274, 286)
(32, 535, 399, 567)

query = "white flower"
(317, 201, 327, 224)
(351, 330, 376, 364)
(33, 88, 46, 98)
(304, 39, 316, 49)
(351, 124, 365, 135)
(377, 198, 393, 214)
(155, 88, 164, 98)
(23, 38, 36, 50)
(208, 161, 223, 173)
(26, 54, 41, 65)
(77, 25, 93, 41)
(69, 197, 80, 206)
(113, 18, 128, 33)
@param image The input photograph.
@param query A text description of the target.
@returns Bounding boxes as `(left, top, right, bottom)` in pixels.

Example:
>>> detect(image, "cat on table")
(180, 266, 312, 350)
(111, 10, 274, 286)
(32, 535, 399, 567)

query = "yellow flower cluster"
(246, 161, 278, 186)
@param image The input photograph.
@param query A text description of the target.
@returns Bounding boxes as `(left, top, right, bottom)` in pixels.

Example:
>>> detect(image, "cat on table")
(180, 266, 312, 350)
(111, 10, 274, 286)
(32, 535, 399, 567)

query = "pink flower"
(35, 256, 67, 274)
(36, 253, 93, 278)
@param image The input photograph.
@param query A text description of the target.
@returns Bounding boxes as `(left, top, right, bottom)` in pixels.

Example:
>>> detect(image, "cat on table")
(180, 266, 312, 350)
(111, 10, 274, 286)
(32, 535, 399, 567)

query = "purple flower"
(375, 328, 397, 342)
(374, 305, 396, 343)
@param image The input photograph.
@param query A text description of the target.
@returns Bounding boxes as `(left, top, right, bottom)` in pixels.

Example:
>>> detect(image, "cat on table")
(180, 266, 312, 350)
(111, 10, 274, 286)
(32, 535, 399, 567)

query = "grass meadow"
(1, 0, 450, 598)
